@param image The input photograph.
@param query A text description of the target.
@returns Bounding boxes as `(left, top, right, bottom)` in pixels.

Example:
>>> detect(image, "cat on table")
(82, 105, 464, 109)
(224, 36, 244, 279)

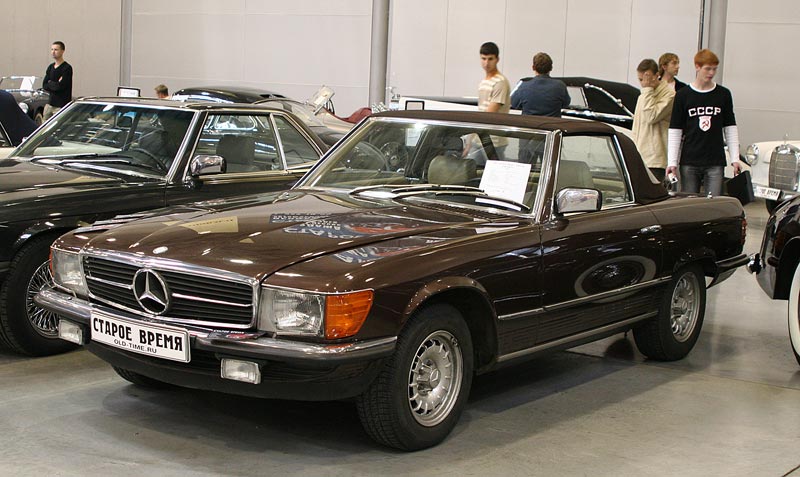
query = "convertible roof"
(375, 110, 616, 134)
(373, 110, 668, 205)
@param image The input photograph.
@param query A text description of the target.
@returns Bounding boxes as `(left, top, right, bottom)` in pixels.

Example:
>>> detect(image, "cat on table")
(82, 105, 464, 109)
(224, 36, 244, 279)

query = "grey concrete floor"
(2, 200, 800, 477)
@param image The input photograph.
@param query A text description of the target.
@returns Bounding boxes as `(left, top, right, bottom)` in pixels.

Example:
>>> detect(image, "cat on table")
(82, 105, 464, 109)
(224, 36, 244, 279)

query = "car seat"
(555, 160, 595, 191)
(217, 135, 258, 172)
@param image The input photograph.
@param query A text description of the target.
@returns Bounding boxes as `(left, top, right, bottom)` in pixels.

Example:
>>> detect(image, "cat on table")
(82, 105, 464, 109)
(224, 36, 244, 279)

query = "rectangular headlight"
(258, 287, 324, 336)
(51, 248, 88, 296)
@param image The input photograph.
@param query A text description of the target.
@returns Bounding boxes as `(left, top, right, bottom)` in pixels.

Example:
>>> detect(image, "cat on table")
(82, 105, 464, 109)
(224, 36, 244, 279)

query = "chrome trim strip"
(171, 292, 251, 308)
(35, 288, 396, 361)
(86, 275, 132, 290)
(498, 275, 671, 321)
(496, 312, 656, 363)
(198, 334, 397, 362)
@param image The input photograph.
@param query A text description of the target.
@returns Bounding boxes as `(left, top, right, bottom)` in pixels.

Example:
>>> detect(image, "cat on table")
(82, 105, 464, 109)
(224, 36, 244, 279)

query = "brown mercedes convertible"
(37, 111, 747, 450)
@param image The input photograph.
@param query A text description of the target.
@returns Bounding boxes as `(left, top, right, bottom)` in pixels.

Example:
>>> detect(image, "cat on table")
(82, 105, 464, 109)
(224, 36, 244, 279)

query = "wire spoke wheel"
(26, 261, 59, 338)
(407, 330, 463, 427)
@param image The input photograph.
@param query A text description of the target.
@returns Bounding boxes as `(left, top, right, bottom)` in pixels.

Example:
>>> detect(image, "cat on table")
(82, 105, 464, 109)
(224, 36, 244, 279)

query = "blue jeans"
(680, 165, 724, 196)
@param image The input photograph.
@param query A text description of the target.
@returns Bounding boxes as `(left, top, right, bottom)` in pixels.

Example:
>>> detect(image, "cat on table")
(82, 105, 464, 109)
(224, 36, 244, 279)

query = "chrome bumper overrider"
(35, 287, 396, 364)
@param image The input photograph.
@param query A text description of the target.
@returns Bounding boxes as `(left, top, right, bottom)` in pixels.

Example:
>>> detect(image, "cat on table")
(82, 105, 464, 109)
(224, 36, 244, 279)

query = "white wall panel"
(387, 0, 448, 97)
(563, 0, 632, 80)
(0, 0, 121, 98)
(724, 1, 800, 147)
(130, 1, 371, 113)
(628, 0, 700, 86)
(728, 0, 800, 23)
(503, 0, 568, 85)
(443, 0, 508, 97)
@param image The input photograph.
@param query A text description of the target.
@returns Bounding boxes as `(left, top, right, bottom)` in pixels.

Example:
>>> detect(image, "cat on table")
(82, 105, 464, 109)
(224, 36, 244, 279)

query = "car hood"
(80, 190, 511, 280)
(0, 158, 127, 196)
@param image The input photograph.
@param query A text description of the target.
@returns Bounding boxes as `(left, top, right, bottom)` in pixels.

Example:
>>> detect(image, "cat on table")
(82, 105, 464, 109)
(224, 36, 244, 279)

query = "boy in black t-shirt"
(666, 49, 741, 195)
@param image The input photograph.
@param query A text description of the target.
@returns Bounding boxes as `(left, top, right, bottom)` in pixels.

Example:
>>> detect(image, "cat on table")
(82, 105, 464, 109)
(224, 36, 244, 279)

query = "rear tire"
(786, 264, 800, 366)
(113, 366, 173, 388)
(0, 235, 77, 356)
(634, 265, 706, 361)
(356, 304, 473, 451)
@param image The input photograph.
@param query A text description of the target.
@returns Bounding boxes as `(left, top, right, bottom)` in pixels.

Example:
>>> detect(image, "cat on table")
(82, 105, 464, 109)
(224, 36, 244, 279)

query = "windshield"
(0, 76, 42, 91)
(301, 118, 549, 210)
(13, 102, 194, 175)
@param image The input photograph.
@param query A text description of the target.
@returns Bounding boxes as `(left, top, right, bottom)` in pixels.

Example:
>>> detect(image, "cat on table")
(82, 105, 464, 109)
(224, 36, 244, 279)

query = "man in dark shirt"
(42, 41, 73, 120)
(511, 52, 570, 117)
(666, 49, 741, 196)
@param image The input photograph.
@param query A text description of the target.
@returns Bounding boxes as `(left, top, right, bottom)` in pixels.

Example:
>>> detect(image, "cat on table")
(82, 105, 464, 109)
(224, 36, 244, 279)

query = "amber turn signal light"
(325, 290, 374, 339)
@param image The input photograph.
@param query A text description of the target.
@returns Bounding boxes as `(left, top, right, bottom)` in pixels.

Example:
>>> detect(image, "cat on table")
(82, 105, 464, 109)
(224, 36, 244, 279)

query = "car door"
(536, 133, 664, 344)
(165, 112, 322, 203)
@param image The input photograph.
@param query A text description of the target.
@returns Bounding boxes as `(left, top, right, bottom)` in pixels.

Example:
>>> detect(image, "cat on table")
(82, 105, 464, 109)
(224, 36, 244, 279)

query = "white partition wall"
(724, 0, 800, 147)
(129, 0, 372, 114)
(388, 0, 701, 97)
(0, 0, 122, 98)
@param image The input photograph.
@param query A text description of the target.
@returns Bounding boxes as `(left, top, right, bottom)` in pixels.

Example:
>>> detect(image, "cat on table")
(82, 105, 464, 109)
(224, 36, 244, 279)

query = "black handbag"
(724, 170, 755, 205)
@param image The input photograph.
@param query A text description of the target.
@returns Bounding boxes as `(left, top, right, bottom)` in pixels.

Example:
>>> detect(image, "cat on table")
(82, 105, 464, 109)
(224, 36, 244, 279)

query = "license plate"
(754, 185, 781, 200)
(91, 312, 190, 362)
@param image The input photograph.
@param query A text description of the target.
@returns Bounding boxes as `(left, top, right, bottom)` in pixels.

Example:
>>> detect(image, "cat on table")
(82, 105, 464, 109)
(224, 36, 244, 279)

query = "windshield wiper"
(391, 186, 531, 212)
(38, 154, 165, 174)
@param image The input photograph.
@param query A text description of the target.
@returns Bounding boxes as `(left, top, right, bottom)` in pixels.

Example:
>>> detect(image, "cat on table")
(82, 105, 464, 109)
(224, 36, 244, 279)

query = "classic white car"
(742, 139, 800, 210)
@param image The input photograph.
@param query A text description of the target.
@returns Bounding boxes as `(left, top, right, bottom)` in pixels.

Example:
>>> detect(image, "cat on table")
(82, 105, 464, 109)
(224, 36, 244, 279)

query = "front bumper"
(35, 287, 395, 400)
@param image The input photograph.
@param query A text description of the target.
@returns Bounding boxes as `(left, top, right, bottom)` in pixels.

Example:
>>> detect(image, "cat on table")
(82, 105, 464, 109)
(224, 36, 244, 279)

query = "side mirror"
(189, 155, 226, 177)
(554, 188, 602, 215)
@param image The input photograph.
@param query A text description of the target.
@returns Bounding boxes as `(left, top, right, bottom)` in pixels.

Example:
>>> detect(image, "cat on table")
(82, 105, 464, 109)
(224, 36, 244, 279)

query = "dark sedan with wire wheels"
(0, 97, 328, 356)
(37, 111, 747, 450)
(748, 195, 800, 365)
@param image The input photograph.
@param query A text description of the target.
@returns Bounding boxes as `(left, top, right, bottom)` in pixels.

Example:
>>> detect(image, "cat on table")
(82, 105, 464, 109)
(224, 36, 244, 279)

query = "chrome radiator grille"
(83, 256, 255, 328)
(768, 144, 800, 192)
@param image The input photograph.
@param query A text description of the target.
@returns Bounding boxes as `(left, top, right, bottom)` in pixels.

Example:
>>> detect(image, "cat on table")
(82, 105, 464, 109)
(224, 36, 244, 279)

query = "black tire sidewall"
(384, 304, 474, 450)
(1, 236, 76, 356)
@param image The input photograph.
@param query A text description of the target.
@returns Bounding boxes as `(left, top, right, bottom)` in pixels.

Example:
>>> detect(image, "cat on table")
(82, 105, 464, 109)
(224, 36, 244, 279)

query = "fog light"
(221, 359, 261, 384)
(58, 320, 85, 345)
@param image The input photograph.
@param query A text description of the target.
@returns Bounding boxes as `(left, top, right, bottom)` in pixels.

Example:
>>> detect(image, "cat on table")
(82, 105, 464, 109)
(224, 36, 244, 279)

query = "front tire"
(785, 264, 800, 366)
(0, 235, 77, 356)
(634, 265, 706, 361)
(356, 304, 473, 451)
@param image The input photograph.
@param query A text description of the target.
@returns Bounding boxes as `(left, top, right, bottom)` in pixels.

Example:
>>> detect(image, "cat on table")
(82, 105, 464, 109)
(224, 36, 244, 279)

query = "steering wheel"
(379, 141, 408, 171)
(346, 142, 390, 171)
(129, 148, 168, 173)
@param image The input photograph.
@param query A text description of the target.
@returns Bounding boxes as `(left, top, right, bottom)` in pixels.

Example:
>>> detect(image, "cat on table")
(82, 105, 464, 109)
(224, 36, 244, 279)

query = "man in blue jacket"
(511, 52, 570, 117)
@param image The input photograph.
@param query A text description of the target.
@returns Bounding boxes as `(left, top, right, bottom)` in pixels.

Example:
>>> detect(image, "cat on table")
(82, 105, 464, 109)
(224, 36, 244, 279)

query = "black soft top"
(373, 110, 668, 205)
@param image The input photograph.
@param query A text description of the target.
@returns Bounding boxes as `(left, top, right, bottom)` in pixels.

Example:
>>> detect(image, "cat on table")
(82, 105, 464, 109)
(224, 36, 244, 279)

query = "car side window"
(196, 114, 279, 173)
(558, 135, 631, 207)
(273, 116, 319, 167)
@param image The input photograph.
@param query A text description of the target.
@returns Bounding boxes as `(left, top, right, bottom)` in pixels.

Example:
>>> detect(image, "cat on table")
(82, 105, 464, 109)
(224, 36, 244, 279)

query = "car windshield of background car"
(302, 119, 548, 209)
(12, 103, 194, 174)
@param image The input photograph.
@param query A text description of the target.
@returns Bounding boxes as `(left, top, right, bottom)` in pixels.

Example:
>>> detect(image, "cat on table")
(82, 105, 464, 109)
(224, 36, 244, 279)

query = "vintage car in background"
(0, 75, 50, 125)
(741, 139, 800, 211)
(0, 90, 37, 158)
(170, 85, 287, 103)
(37, 111, 747, 450)
(0, 98, 328, 356)
(399, 76, 638, 129)
(173, 85, 357, 146)
(748, 195, 800, 365)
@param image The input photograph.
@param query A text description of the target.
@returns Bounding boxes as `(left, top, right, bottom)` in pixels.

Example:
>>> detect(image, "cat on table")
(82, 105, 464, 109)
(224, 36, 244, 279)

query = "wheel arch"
(11, 219, 86, 258)
(402, 277, 498, 372)
(775, 237, 800, 299)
